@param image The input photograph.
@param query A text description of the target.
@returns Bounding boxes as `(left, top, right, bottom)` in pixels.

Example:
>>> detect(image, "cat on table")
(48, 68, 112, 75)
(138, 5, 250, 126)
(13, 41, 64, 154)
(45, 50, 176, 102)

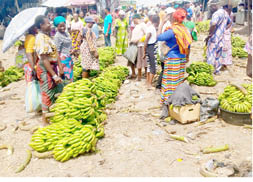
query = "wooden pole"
(248, 0, 252, 34)
(15, 0, 20, 12)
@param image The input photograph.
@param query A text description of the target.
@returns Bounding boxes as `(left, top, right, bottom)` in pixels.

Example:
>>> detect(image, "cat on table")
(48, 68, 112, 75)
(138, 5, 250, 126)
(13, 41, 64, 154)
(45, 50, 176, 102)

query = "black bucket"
(219, 107, 252, 126)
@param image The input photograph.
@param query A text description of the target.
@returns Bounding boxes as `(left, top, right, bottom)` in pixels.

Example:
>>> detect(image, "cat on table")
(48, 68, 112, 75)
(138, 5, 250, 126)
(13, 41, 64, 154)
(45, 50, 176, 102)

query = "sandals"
(127, 75, 137, 79)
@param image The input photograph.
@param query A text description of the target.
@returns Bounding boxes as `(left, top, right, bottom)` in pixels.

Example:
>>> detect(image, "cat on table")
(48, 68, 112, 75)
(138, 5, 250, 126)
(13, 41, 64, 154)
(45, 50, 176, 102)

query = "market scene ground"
(0, 0, 252, 178)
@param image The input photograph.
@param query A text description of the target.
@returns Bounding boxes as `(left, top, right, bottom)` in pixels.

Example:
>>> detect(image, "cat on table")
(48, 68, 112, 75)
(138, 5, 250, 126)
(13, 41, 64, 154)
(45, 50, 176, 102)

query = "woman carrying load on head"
(114, 10, 128, 56)
(53, 16, 74, 82)
(157, 8, 192, 105)
(34, 15, 64, 125)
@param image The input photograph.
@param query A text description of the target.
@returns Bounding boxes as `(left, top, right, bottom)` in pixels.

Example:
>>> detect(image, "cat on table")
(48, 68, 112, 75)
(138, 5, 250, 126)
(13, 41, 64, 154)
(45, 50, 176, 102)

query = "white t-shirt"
(146, 24, 157, 45)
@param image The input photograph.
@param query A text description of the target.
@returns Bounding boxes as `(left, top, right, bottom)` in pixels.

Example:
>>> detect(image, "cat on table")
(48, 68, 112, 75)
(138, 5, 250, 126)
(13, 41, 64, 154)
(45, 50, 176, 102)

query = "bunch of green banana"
(53, 125, 97, 162)
(186, 62, 216, 86)
(219, 84, 252, 113)
(187, 72, 216, 86)
(30, 119, 84, 153)
(186, 62, 214, 75)
(232, 47, 248, 58)
(73, 58, 83, 81)
(196, 20, 210, 33)
(232, 36, 246, 48)
(30, 65, 129, 162)
(50, 79, 98, 123)
(0, 66, 24, 87)
(98, 47, 116, 69)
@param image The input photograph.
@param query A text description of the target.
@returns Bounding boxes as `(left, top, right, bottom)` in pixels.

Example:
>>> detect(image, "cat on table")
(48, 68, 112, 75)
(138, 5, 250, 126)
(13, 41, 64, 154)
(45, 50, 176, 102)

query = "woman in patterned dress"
(54, 16, 74, 82)
(205, 1, 231, 74)
(34, 15, 64, 125)
(80, 17, 99, 78)
(70, 13, 83, 57)
(115, 10, 128, 55)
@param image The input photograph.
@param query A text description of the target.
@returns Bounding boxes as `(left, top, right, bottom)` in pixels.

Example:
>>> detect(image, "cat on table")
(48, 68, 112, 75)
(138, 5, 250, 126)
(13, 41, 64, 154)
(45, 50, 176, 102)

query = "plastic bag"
(123, 44, 138, 64)
(25, 80, 42, 113)
(200, 97, 219, 121)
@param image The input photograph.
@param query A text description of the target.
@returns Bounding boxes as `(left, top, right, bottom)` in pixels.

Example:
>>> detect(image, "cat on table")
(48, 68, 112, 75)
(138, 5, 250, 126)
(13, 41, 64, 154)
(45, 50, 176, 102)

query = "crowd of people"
(18, 0, 252, 125)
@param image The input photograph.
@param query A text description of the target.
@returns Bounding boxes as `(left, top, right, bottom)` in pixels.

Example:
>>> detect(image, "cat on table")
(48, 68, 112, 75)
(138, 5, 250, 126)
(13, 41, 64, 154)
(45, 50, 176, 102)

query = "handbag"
(161, 42, 177, 56)
(123, 44, 138, 64)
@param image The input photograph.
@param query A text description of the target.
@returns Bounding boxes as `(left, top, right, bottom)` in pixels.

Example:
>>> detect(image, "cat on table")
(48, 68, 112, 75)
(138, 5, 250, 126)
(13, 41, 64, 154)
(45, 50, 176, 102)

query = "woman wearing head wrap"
(205, 0, 232, 74)
(54, 16, 74, 82)
(114, 10, 128, 55)
(80, 17, 99, 78)
(157, 8, 192, 107)
(34, 15, 64, 125)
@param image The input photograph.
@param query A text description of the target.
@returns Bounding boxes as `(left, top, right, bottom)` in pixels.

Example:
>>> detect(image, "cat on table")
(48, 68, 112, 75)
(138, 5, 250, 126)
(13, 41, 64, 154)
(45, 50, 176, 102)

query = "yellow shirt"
(24, 34, 35, 53)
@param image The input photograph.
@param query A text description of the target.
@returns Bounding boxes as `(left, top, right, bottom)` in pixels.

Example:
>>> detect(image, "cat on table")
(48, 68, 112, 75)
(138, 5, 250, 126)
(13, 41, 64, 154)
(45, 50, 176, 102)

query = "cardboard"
(169, 103, 201, 124)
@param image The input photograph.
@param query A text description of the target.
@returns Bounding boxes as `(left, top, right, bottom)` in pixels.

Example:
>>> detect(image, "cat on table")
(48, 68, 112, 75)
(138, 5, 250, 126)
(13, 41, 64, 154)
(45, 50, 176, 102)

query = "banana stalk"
(169, 134, 189, 143)
(201, 144, 229, 154)
(15, 150, 32, 173)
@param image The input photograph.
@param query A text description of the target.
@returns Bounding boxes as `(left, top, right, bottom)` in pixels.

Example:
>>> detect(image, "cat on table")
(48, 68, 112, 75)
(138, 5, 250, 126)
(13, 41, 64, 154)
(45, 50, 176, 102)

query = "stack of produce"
(30, 65, 129, 162)
(219, 84, 252, 113)
(196, 20, 210, 33)
(73, 47, 116, 80)
(186, 62, 216, 86)
(30, 119, 99, 162)
(231, 36, 248, 58)
(73, 59, 83, 81)
(93, 66, 129, 107)
(0, 66, 24, 87)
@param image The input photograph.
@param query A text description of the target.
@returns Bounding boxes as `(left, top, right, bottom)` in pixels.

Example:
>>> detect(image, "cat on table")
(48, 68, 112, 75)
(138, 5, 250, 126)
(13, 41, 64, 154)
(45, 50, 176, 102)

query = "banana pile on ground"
(73, 47, 116, 80)
(93, 66, 129, 107)
(231, 36, 248, 58)
(186, 62, 216, 86)
(30, 119, 101, 162)
(219, 84, 252, 113)
(98, 47, 116, 71)
(30, 65, 129, 162)
(196, 20, 210, 33)
(0, 66, 24, 87)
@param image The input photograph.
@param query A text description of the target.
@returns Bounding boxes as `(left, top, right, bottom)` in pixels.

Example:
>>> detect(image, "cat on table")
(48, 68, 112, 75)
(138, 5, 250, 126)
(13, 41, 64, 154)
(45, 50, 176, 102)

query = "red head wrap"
(173, 8, 187, 23)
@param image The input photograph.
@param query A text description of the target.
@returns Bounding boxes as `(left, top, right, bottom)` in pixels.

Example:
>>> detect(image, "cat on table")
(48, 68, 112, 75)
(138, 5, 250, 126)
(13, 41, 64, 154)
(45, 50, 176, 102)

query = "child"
(144, 15, 160, 88)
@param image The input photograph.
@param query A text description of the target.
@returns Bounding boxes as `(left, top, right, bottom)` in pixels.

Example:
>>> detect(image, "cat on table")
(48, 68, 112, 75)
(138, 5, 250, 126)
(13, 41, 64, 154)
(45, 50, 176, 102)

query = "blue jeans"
(104, 34, 111, 47)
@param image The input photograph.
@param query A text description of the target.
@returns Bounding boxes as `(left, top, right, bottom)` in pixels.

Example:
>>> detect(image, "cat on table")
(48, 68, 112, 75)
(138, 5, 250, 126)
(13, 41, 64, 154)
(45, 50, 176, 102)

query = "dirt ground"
(0, 33, 252, 177)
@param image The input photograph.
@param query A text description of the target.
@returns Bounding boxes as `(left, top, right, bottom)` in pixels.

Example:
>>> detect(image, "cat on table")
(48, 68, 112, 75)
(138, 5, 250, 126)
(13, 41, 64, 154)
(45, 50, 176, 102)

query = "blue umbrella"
(2, 7, 47, 53)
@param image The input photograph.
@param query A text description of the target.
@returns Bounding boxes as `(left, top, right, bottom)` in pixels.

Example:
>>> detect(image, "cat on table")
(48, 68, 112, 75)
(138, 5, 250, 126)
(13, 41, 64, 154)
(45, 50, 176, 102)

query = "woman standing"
(34, 15, 64, 125)
(54, 16, 74, 82)
(80, 17, 99, 78)
(157, 8, 192, 104)
(220, 5, 233, 69)
(70, 13, 84, 57)
(24, 26, 38, 83)
(115, 10, 128, 55)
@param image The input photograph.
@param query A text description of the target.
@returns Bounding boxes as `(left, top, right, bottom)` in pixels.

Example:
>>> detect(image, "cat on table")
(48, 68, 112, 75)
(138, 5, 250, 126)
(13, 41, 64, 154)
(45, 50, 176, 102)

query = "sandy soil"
(0, 33, 252, 177)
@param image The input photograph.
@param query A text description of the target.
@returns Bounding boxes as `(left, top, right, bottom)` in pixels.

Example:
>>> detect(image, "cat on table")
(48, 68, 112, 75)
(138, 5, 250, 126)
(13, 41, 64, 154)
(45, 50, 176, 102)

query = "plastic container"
(219, 107, 252, 126)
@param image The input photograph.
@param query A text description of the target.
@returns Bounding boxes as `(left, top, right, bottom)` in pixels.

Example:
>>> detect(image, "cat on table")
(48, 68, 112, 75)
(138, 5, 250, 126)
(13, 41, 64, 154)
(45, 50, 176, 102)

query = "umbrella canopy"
(2, 7, 47, 53)
(67, 0, 96, 6)
(42, 0, 69, 8)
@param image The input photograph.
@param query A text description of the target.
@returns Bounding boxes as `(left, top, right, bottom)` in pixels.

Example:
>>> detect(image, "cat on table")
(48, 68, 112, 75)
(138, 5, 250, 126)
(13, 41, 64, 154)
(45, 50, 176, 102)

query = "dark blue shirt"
(157, 29, 186, 59)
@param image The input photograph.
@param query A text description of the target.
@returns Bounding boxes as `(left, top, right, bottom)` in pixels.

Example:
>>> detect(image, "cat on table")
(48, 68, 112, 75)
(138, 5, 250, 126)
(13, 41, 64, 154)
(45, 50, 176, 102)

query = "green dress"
(115, 18, 128, 55)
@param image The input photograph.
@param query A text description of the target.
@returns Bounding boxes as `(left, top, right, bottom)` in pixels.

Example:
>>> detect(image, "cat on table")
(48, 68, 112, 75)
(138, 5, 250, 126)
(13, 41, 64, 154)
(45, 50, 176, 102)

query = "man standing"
(184, 2, 193, 20)
(104, 8, 113, 47)
(205, 0, 231, 74)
